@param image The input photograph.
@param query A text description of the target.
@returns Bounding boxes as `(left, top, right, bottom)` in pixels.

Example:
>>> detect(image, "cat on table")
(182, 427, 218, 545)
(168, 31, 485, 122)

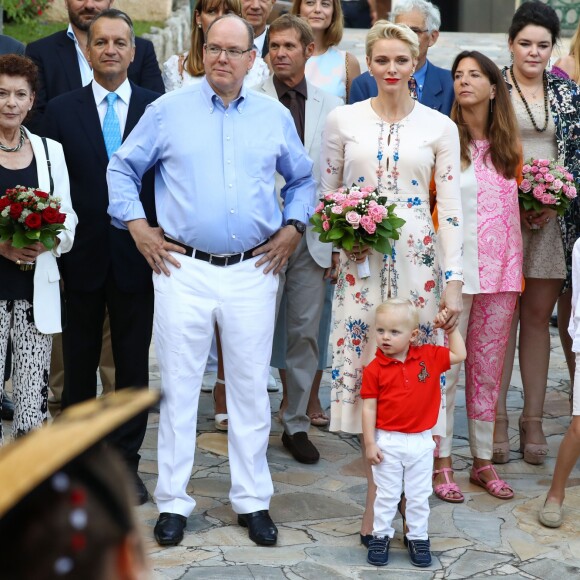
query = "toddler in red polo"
(361, 298, 466, 568)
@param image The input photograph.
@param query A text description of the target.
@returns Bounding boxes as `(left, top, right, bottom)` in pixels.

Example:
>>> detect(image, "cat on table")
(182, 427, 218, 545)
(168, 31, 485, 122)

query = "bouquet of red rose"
(310, 184, 406, 278)
(519, 159, 577, 228)
(0, 186, 67, 270)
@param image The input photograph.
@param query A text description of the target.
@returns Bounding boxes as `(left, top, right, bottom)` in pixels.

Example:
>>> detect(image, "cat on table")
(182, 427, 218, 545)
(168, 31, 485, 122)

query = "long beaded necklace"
(0, 126, 26, 153)
(510, 64, 549, 132)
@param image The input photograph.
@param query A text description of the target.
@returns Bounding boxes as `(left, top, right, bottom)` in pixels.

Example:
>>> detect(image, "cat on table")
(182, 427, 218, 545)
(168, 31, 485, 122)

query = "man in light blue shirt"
(108, 14, 315, 549)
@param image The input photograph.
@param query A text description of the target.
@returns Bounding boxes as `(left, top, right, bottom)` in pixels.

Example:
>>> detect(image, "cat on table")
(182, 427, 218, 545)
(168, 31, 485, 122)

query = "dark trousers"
(341, 0, 371, 28)
(61, 272, 153, 473)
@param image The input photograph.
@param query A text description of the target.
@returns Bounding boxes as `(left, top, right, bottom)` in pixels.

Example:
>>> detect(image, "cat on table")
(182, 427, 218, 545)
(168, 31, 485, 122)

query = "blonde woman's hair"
(569, 24, 580, 82)
(365, 20, 420, 60)
(376, 298, 419, 328)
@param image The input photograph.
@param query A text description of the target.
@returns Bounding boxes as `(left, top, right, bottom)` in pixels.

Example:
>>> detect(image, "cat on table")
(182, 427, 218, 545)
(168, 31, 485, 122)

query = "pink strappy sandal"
(432, 467, 465, 503)
(469, 464, 514, 500)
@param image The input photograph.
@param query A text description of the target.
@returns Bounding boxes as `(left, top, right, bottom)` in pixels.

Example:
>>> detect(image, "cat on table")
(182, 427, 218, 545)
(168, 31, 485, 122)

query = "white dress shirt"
(67, 24, 93, 86)
(92, 78, 132, 135)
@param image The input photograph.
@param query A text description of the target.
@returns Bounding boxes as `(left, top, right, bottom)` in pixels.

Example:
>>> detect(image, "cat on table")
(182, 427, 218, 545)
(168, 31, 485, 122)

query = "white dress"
(321, 100, 463, 434)
(162, 52, 270, 92)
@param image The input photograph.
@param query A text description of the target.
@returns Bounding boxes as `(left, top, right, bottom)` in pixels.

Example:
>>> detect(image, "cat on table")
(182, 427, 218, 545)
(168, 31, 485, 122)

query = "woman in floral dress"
(321, 21, 463, 542)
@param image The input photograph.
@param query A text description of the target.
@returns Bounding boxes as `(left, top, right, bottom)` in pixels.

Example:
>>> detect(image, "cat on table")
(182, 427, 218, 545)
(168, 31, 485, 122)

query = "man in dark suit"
(25, 0, 164, 130)
(42, 9, 160, 505)
(0, 34, 25, 55)
(349, 0, 454, 116)
(241, 0, 275, 58)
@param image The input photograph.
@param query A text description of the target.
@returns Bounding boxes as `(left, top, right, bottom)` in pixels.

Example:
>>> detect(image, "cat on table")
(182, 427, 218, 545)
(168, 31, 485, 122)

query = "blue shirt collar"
(201, 77, 247, 113)
(414, 60, 429, 98)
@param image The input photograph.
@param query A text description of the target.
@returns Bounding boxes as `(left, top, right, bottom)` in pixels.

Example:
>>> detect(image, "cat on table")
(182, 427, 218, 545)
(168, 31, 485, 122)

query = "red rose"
(9, 202, 23, 220)
(42, 207, 60, 224)
(35, 190, 49, 199)
(25, 213, 42, 229)
(57, 212, 66, 224)
(0, 197, 10, 211)
(423, 235, 432, 245)
(424, 280, 435, 292)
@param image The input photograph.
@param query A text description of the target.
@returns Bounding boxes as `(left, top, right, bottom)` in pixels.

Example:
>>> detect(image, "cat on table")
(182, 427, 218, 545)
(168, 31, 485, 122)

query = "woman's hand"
(438, 280, 463, 331)
(345, 243, 371, 264)
(0, 240, 47, 264)
(521, 207, 557, 230)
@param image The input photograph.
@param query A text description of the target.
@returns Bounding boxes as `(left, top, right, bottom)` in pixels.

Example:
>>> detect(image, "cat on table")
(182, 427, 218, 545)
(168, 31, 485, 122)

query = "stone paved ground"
(134, 30, 579, 579)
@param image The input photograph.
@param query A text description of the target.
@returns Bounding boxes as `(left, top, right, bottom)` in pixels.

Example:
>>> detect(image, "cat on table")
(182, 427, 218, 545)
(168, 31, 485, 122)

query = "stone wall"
(44, 0, 174, 22)
(143, 3, 192, 68)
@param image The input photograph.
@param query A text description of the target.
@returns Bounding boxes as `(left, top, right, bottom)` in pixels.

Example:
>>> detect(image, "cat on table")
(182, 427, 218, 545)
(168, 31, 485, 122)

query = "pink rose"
(520, 179, 532, 193)
(539, 159, 551, 167)
(539, 166, 549, 174)
(531, 165, 539, 173)
(360, 215, 377, 234)
(322, 220, 330, 231)
(324, 193, 334, 201)
(541, 193, 557, 205)
(345, 211, 361, 228)
(563, 184, 570, 194)
(568, 186, 577, 199)
(333, 193, 346, 202)
(553, 179, 563, 192)
(522, 164, 532, 174)
(566, 172, 574, 182)
(361, 186, 375, 194)
(544, 173, 555, 183)
(533, 185, 546, 199)
(331, 205, 343, 214)
(315, 201, 325, 213)
(348, 191, 364, 200)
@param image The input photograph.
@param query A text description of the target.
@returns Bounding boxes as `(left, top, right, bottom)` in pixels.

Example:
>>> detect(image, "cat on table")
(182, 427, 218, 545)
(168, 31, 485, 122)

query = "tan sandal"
(519, 416, 548, 465)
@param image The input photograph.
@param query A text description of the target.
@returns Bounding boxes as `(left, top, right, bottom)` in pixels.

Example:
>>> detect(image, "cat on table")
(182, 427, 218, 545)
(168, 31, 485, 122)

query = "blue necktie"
(103, 92, 122, 159)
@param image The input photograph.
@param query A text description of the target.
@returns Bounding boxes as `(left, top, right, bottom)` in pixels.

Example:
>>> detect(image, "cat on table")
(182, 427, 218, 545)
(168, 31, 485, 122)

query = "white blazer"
(23, 129, 77, 334)
(258, 77, 342, 268)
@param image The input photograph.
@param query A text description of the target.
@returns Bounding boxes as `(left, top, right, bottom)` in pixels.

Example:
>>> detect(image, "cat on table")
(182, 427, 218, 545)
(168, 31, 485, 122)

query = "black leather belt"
(164, 236, 268, 267)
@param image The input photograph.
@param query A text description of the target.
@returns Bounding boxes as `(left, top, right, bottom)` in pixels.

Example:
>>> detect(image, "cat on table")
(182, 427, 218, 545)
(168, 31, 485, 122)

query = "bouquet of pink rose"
(0, 185, 67, 270)
(310, 184, 406, 278)
(519, 159, 577, 226)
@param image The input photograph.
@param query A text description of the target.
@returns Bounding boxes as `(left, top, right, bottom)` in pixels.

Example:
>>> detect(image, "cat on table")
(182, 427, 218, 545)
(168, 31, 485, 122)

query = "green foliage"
(2, 0, 55, 24)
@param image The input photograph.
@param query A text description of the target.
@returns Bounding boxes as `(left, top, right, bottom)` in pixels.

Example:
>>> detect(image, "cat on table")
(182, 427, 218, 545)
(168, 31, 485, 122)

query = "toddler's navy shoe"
(367, 536, 390, 566)
(407, 537, 432, 567)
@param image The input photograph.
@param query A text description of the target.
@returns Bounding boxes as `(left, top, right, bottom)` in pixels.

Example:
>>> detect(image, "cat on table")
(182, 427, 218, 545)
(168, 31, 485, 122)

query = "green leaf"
(373, 237, 393, 255)
(39, 231, 55, 249)
(327, 228, 345, 240)
(12, 230, 31, 249)
(25, 229, 41, 240)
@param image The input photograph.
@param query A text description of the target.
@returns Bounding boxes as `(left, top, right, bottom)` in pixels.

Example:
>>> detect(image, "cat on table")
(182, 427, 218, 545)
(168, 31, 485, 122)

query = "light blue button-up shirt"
(414, 60, 428, 102)
(107, 78, 315, 254)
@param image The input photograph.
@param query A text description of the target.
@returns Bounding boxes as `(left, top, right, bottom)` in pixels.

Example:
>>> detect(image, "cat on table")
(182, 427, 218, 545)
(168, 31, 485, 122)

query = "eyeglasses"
(409, 27, 429, 35)
(205, 45, 252, 59)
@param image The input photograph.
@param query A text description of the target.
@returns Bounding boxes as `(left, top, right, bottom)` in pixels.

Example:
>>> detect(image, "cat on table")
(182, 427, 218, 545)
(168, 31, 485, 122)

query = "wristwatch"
(286, 219, 306, 235)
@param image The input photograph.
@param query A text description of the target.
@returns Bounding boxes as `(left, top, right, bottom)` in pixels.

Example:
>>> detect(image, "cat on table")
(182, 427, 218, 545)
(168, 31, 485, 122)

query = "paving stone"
(187, 477, 230, 497)
(359, 571, 435, 579)
(272, 471, 324, 486)
(289, 561, 351, 579)
(452, 507, 504, 548)
(196, 433, 229, 456)
(148, 546, 217, 568)
(223, 546, 306, 566)
(182, 565, 286, 579)
(182, 525, 311, 548)
(309, 519, 360, 538)
(446, 549, 512, 577)
(520, 558, 580, 579)
(339, 457, 366, 478)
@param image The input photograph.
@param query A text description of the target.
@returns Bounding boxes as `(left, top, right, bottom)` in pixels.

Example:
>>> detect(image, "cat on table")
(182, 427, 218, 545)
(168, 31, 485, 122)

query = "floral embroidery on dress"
(412, 179, 419, 186)
(353, 288, 372, 310)
(446, 217, 459, 227)
(439, 165, 454, 183)
(345, 317, 370, 358)
(326, 158, 340, 175)
(409, 290, 427, 309)
(407, 233, 436, 267)
(407, 196, 422, 207)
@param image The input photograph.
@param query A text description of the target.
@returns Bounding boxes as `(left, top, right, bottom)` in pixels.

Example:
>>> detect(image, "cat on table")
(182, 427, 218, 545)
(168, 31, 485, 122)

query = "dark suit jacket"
(0, 34, 25, 55)
(349, 60, 454, 116)
(42, 82, 159, 294)
(25, 30, 164, 130)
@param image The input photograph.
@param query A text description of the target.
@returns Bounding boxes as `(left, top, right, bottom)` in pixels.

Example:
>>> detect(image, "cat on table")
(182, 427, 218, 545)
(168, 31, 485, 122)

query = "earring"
(510, 51, 514, 63)
(490, 98, 494, 113)
(197, 23, 202, 29)
(369, 70, 373, 77)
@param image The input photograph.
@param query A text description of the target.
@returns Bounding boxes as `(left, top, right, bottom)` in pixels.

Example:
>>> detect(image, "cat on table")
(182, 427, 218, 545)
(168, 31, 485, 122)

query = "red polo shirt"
(361, 345, 450, 433)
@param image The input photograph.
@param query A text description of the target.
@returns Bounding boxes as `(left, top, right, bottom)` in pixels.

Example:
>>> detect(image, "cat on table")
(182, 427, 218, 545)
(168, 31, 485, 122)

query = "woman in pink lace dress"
(432, 51, 523, 502)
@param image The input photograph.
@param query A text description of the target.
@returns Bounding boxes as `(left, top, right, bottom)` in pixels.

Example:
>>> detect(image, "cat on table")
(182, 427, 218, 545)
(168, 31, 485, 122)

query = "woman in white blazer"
(0, 54, 76, 441)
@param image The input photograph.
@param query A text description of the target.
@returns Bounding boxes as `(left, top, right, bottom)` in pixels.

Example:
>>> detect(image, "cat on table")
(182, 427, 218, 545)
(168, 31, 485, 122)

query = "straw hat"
(0, 388, 159, 518)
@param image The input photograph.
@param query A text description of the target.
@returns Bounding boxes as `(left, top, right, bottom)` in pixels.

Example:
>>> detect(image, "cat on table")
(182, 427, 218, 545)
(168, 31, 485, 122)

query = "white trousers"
(372, 430, 435, 540)
(153, 254, 278, 517)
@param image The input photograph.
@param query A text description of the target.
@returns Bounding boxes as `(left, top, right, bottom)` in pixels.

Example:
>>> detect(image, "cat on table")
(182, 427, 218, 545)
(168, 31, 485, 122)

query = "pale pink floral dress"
(321, 100, 463, 435)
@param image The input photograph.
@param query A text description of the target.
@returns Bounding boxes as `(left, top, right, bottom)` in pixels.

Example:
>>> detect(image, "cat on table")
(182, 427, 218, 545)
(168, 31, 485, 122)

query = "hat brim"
(0, 388, 160, 518)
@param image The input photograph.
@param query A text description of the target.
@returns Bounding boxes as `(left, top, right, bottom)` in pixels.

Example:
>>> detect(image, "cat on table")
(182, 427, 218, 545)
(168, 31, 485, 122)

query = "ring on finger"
(16, 259, 21, 265)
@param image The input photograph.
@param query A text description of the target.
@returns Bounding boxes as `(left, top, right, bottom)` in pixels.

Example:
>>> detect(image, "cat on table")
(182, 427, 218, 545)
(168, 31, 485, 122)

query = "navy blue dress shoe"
(238, 510, 278, 545)
(154, 513, 187, 546)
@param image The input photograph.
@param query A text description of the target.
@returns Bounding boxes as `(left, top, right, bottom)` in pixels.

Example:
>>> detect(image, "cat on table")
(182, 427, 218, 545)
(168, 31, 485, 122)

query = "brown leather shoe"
(282, 431, 320, 464)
